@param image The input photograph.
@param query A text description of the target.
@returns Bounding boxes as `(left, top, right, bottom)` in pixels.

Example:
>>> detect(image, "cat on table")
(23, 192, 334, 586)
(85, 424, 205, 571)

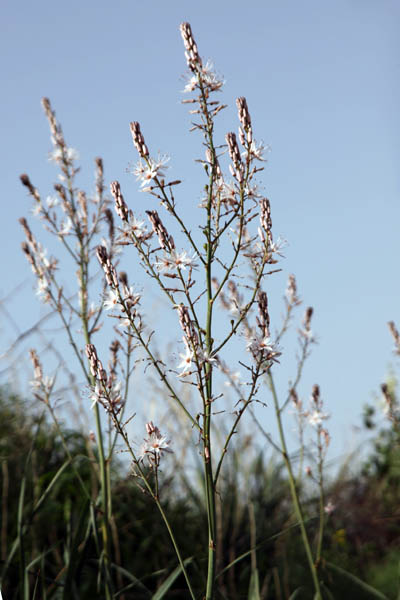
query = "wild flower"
(155, 249, 198, 273)
(243, 139, 269, 161)
(46, 195, 59, 208)
(139, 422, 172, 466)
(133, 154, 170, 188)
(246, 335, 281, 363)
(307, 410, 329, 427)
(58, 216, 73, 236)
(89, 381, 103, 409)
(49, 146, 79, 164)
(103, 290, 122, 311)
(177, 343, 194, 376)
(324, 501, 336, 515)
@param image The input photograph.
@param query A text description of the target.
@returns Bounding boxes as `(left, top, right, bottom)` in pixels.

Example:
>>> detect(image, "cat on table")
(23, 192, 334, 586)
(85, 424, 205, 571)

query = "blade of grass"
(152, 557, 194, 600)
(288, 588, 305, 599)
(325, 562, 390, 599)
(248, 569, 261, 600)
(110, 562, 152, 598)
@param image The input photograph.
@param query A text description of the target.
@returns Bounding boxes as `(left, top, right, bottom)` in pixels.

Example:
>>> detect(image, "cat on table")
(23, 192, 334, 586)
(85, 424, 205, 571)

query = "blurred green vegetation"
(1, 385, 399, 599)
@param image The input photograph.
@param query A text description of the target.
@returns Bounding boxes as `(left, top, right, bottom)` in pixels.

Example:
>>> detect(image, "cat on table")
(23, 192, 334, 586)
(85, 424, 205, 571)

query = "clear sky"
(1, 0, 399, 458)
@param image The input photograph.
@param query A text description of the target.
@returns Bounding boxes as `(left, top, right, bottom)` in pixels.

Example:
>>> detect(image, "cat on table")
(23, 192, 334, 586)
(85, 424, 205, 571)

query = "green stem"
(316, 429, 325, 566)
(110, 416, 196, 600)
(79, 241, 113, 599)
(268, 371, 322, 599)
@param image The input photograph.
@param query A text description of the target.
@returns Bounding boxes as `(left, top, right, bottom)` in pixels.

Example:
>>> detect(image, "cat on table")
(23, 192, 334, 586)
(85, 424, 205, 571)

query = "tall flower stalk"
(18, 22, 332, 599)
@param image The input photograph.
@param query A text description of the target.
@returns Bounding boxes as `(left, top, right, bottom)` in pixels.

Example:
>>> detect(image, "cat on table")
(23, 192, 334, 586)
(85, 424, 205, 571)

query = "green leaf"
(152, 558, 194, 600)
(216, 519, 312, 579)
(32, 458, 72, 516)
(248, 568, 261, 600)
(326, 562, 390, 599)
(63, 499, 91, 600)
(288, 588, 305, 599)
(110, 562, 152, 598)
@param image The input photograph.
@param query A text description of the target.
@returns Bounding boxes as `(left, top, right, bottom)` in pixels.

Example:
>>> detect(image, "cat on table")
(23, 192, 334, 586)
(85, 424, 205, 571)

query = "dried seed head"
(130, 122, 149, 158)
(146, 210, 175, 251)
(311, 384, 320, 405)
(290, 388, 300, 407)
(146, 421, 158, 435)
(95, 157, 104, 201)
(21, 241, 36, 270)
(86, 343, 100, 378)
(388, 321, 400, 354)
(20, 173, 41, 203)
(236, 97, 252, 143)
(110, 180, 129, 223)
(257, 291, 270, 337)
(286, 274, 300, 305)
(95, 156, 103, 176)
(177, 304, 198, 348)
(109, 339, 120, 379)
(41, 97, 65, 147)
(259, 197, 272, 242)
(96, 245, 119, 288)
(119, 271, 128, 288)
(78, 190, 88, 230)
(226, 133, 241, 168)
(29, 349, 43, 382)
(304, 307, 313, 331)
(180, 22, 202, 71)
(104, 208, 114, 240)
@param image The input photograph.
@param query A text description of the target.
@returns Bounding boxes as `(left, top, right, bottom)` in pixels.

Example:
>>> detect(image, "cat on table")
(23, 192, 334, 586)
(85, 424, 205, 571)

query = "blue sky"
(1, 0, 399, 457)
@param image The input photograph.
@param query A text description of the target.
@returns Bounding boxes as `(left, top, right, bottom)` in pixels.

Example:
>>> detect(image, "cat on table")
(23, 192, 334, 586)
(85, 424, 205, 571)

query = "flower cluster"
(19, 217, 57, 304)
(133, 154, 170, 190)
(303, 385, 330, 429)
(85, 343, 123, 414)
(139, 421, 172, 467)
(29, 349, 55, 402)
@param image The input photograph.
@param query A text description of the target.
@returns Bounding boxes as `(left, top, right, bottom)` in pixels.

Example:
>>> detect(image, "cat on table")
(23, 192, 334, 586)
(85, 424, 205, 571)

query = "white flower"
(100, 237, 122, 257)
(30, 374, 55, 396)
(182, 61, 224, 93)
(247, 335, 273, 354)
(46, 195, 59, 208)
(58, 217, 73, 236)
(133, 155, 169, 188)
(270, 236, 287, 256)
(229, 301, 244, 317)
(89, 381, 102, 409)
(246, 335, 281, 364)
(201, 60, 224, 91)
(128, 215, 146, 238)
(196, 348, 218, 365)
(183, 75, 197, 93)
(49, 147, 79, 163)
(66, 147, 79, 161)
(103, 290, 122, 311)
(117, 317, 132, 329)
(139, 422, 172, 465)
(35, 278, 50, 303)
(155, 250, 198, 273)
(324, 501, 336, 515)
(244, 140, 270, 161)
(306, 410, 329, 427)
(177, 345, 194, 376)
(31, 203, 42, 216)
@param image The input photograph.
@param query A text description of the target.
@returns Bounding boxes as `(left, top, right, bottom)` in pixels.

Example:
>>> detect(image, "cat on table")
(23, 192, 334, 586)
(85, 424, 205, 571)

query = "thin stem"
(268, 371, 322, 599)
(106, 409, 196, 600)
(79, 238, 113, 599)
(315, 428, 325, 566)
